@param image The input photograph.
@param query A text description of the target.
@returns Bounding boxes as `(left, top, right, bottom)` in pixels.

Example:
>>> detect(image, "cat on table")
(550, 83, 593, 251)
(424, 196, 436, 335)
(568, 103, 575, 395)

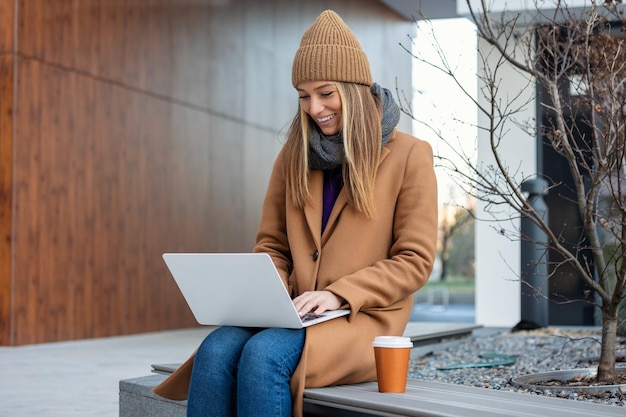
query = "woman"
(153, 9, 437, 417)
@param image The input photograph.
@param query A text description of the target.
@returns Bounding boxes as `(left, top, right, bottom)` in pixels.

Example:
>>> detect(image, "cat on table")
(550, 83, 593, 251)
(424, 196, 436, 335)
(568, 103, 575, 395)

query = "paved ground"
(411, 302, 476, 323)
(0, 327, 212, 417)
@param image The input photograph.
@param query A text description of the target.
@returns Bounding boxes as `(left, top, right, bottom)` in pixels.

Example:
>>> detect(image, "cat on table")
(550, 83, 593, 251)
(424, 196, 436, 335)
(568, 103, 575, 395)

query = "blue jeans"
(187, 326, 305, 417)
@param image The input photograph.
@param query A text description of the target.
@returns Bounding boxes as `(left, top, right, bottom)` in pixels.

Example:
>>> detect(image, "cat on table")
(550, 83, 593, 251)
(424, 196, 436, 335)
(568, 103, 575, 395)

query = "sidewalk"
(0, 327, 211, 417)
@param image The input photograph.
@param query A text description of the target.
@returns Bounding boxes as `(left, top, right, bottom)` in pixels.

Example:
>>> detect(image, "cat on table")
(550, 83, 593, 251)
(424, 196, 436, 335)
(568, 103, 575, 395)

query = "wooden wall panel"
(0, 0, 14, 51)
(0, 55, 13, 345)
(17, 0, 248, 122)
(0, 0, 16, 345)
(11, 57, 222, 343)
(1, 0, 415, 345)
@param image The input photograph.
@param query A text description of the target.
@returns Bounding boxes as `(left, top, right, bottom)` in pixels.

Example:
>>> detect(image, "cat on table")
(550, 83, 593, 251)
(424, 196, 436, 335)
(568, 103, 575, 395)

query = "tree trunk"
(597, 308, 618, 382)
(439, 255, 448, 282)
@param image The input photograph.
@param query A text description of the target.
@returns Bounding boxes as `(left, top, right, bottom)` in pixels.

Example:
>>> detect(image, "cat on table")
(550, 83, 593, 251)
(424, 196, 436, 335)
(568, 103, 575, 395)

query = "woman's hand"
(292, 291, 344, 317)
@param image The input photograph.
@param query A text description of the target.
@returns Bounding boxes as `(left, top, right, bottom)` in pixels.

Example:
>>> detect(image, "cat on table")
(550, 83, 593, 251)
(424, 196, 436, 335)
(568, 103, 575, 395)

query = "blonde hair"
(283, 82, 382, 218)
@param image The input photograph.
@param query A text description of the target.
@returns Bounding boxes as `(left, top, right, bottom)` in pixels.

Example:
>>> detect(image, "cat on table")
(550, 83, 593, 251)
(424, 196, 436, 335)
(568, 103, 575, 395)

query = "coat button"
(312, 250, 319, 261)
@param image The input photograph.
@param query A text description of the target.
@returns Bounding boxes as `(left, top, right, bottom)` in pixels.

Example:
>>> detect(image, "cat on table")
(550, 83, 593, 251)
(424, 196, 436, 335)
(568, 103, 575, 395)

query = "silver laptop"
(162, 253, 350, 328)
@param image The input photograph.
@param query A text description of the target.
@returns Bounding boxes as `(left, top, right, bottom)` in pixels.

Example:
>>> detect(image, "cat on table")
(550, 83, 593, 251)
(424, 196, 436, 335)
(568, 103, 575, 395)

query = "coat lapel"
(303, 170, 323, 248)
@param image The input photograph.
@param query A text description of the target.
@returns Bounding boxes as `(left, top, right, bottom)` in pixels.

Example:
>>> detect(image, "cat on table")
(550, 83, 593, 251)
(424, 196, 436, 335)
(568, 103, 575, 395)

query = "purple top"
(322, 166, 343, 232)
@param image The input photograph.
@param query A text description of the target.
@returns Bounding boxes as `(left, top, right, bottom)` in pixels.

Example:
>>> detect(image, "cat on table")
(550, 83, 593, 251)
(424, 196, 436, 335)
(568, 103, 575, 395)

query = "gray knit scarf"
(308, 83, 400, 170)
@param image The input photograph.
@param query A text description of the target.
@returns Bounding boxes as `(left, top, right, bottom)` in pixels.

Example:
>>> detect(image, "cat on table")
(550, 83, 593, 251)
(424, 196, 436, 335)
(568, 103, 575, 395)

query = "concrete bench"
(119, 373, 624, 417)
(120, 374, 186, 417)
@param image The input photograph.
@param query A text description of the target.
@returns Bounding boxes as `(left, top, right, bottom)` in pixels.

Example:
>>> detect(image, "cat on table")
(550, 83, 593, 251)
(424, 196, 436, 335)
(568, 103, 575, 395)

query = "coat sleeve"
(253, 149, 293, 287)
(326, 138, 438, 313)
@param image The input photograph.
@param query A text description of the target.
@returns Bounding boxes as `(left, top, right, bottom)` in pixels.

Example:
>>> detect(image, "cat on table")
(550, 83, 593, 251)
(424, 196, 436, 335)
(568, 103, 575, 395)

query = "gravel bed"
(408, 327, 626, 407)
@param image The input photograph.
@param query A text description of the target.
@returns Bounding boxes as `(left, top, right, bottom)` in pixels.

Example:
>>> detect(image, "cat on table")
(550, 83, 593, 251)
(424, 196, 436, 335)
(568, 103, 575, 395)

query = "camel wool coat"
(153, 130, 438, 417)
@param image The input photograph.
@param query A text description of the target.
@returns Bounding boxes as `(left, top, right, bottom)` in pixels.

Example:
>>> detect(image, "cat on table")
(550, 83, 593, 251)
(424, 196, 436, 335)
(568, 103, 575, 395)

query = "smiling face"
(296, 80, 343, 135)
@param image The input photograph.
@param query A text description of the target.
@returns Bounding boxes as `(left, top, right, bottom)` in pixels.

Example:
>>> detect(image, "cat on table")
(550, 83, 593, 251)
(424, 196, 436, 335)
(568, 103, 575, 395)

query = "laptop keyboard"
(301, 312, 319, 323)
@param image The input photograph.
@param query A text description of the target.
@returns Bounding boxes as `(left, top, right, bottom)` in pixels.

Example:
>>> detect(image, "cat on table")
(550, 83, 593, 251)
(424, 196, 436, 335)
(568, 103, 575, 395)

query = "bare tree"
(401, 0, 626, 383)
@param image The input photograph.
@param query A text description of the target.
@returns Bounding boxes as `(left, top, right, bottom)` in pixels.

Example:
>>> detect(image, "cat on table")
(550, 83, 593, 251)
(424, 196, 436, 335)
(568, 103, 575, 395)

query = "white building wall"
(474, 36, 538, 327)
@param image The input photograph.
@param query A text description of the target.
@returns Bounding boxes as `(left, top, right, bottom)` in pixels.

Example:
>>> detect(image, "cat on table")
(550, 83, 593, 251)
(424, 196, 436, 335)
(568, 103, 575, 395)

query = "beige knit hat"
(292, 10, 372, 87)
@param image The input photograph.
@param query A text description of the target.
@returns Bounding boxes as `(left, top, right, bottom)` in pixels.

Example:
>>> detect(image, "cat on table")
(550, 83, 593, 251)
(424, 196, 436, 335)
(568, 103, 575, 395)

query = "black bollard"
(520, 178, 549, 328)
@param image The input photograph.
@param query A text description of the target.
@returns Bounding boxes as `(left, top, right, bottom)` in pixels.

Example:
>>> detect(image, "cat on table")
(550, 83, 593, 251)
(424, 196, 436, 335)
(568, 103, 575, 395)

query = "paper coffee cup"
(372, 336, 413, 393)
